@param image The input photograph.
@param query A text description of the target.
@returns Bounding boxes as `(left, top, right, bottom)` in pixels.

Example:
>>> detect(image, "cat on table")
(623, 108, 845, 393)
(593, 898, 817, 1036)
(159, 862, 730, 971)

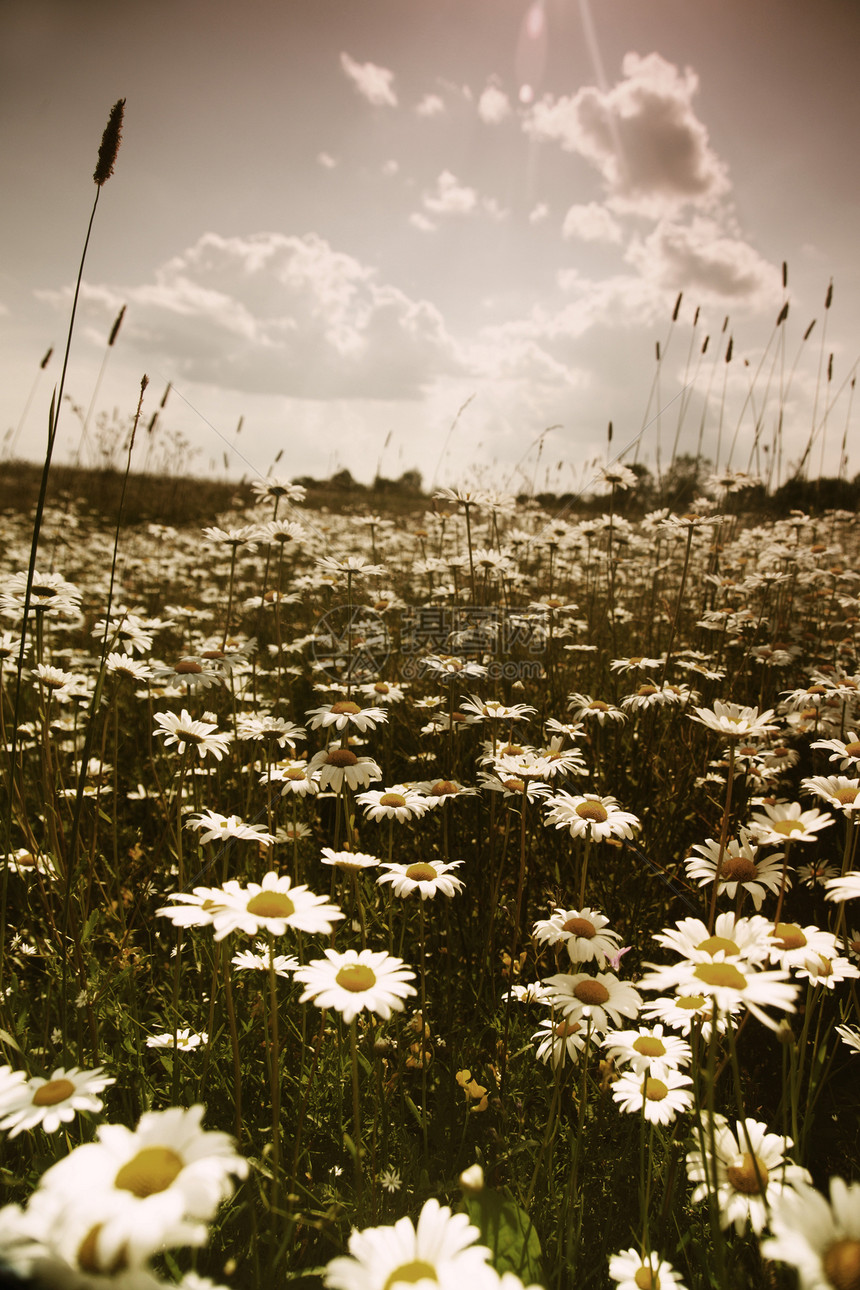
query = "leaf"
(462, 1187, 544, 1284)
(0, 1029, 21, 1053)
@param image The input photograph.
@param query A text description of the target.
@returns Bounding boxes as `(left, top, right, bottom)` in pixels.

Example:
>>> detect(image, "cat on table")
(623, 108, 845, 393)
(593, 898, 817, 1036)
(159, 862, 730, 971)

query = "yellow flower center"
(721, 855, 758, 882)
(633, 1037, 666, 1058)
(405, 863, 437, 882)
(726, 1153, 769, 1195)
(644, 1077, 668, 1101)
(330, 701, 361, 715)
(503, 778, 526, 793)
(430, 780, 458, 796)
(575, 802, 609, 823)
(836, 787, 860, 805)
(769, 819, 805, 835)
(634, 1268, 659, 1290)
(696, 936, 740, 956)
(573, 979, 610, 1005)
(335, 965, 376, 993)
(694, 962, 747, 990)
(676, 994, 706, 1010)
(114, 1146, 184, 1198)
(326, 749, 358, 767)
(563, 917, 596, 938)
(174, 659, 203, 674)
(773, 922, 806, 951)
(32, 1078, 75, 1106)
(246, 892, 295, 919)
(637, 684, 658, 697)
(383, 1260, 439, 1288)
(374, 682, 390, 693)
(380, 793, 407, 808)
(823, 1239, 860, 1290)
(555, 1020, 582, 1037)
(589, 700, 610, 711)
(844, 742, 860, 758)
(286, 768, 307, 780)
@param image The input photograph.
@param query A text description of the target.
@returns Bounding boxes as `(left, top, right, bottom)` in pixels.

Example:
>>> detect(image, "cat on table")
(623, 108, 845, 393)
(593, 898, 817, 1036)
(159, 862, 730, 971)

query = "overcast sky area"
(2, 0, 859, 494)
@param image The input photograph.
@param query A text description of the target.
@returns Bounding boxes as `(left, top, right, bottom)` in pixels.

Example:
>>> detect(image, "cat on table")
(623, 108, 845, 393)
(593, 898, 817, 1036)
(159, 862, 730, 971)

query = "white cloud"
(482, 196, 508, 222)
(529, 203, 549, 224)
(381, 159, 399, 177)
(49, 232, 465, 400)
(423, 170, 478, 216)
(409, 212, 437, 234)
(625, 217, 779, 304)
(524, 51, 730, 217)
(339, 52, 397, 107)
(317, 152, 337, 170)
(562, 202, 623, 244)
(478, 84, 511, 125)
(415, 93, 445, 117)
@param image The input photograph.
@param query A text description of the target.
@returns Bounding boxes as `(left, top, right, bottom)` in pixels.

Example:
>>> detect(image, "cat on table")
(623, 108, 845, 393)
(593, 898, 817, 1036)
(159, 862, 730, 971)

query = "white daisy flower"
(307, 748, 382, 793)
(36, 1104, 248, 1264)
(747, 800, 834, 846)
(185, 810, 275, 847)
(323, 1197, 494, 1290)
(542, 970, 642, 1035)
(685, 831, 786, 911)
(762, 1175, 860, 1290)
(609, 1246, 689, 1290)
(153, 709, 232, 761)
(611, 1068, 694, 1124)
(825, 872, 860, 902)
(602, 1024, 692, 1078)
(531, 1015, 588, 1069)
(0, 1066, 114, 1138)
(146, 1030, 208, 1051)
(306, 701, 389, 733)
(542, 792, 640, 842)
(801, 774, 860, 812)
(376, 860, 465, 901)
(294, 948, 416, 1024)
(320, 847, 380, 873)
(355, 787, 433, 823)
(687, 1114, 811, 1234)
(206, 873, 344, 941)
(688, 701, 777, 740)
(532, 907, 622, 968)
(810, 731, 860, 771)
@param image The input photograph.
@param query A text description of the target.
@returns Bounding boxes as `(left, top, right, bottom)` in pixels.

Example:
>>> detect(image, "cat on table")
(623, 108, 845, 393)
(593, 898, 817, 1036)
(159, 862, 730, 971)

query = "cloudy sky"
(2, 0, 859, 493)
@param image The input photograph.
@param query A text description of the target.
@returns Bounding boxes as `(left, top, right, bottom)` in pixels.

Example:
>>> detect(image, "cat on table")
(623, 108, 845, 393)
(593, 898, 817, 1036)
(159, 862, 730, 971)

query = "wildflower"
(185, 811, 275, 847)
(802, 774, 860, 812)
(685, 831, 786, 911)
(836, 1024, 860, 1055)
(687, 1114, 811, 1234)
(316, 554, 386, 578)
(150, 657, 225, 691)
(602, 1024, 692, 1078)
(205, 873, 344, 940)
(145, 1030, 208, 1051)
(0, 1066, 114, 1138)
(321, 847, 379, 873)
(641, 991, 729, 1040)
(376, 860, 465, 900)
(651, 912, 777, 970)
(355, 786, 432, 823)
(762, 1176, 860, 1290)
(37, 1104, 247, 1262)
(542, 969, 642, 1035)
(231, 945, 299, 976)
(611, 1068, 694, 1124)
(459, 695, 536, 723)
(825, 872, 860, 902)
(378, 1167, 402, 1194)
(609, 1247, 689, 1290)
(323, 1197, 493, 1290)
(531, 1015, 588, 1068)
(532, 907, 622, 968)
(688, 701, 777, 740)
(567, 693, 626, 725)
(794, 953, 859, 989)
(543, 792, 639, 842)
(295, 948, 416, 1023)
(306, 701, 389, 733)
(155, 888, 224, 930)
(250, 476, 306, 505)
(810, 731, 860, 770)
(799, 859, 840, 889)
(236, 714, 306, 747)
(747, 800, 834, 846)
(267, 761, 320, 797)
(153, 710, 231, 760)
(768, 922, 839, 972)
(307, 748, 382, 793)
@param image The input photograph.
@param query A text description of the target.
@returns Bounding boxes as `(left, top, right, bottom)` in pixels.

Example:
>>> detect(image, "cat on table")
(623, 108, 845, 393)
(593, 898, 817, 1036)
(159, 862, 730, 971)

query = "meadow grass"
(1, 98, 859, 1290)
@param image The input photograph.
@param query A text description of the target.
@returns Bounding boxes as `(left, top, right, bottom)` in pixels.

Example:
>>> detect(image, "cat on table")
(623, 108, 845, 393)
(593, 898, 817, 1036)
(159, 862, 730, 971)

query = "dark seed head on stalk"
(93, 99, 126, 186)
